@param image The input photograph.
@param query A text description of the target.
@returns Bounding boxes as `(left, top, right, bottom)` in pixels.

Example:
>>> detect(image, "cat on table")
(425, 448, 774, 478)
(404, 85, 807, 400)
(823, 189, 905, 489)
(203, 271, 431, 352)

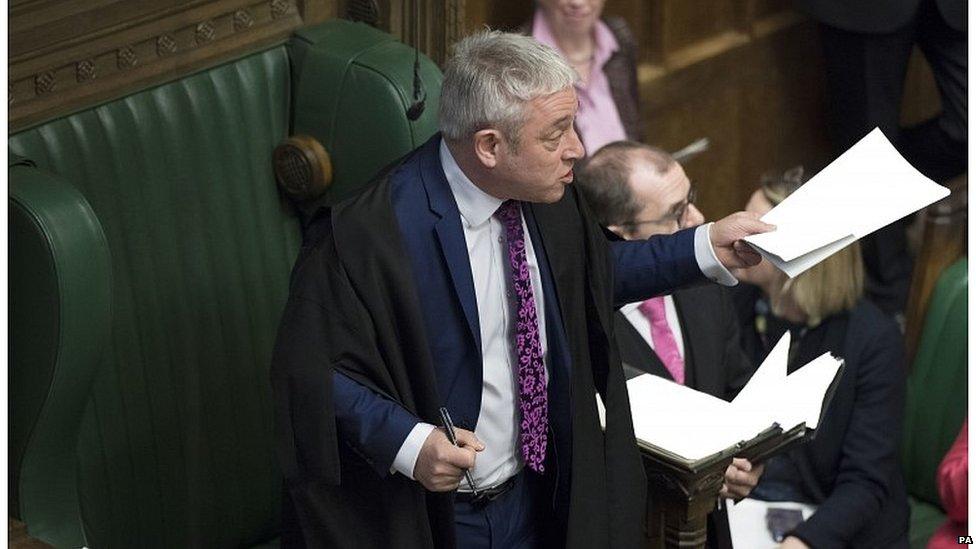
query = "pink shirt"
(531, 10, 629, 155)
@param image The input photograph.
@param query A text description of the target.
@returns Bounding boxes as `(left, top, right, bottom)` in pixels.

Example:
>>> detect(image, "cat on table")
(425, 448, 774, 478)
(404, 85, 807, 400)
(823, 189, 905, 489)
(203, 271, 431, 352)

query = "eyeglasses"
(622, 184, 697, 228)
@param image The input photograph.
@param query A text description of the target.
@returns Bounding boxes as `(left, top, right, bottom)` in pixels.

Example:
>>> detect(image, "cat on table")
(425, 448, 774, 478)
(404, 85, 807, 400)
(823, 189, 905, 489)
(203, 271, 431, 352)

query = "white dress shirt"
(391, 141, 737, 487)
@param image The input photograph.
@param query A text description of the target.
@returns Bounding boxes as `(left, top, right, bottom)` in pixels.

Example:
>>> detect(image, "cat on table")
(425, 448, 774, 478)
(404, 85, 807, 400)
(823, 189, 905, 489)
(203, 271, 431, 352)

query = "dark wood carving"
(383, 0, 465, 65)
(8, 0, 329, 132)
(643, 452, 730, 548)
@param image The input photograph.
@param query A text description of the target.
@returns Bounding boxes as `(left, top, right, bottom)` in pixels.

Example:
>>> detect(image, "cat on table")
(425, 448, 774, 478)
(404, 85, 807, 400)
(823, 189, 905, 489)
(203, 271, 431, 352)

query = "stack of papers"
(598, 332, 844, 463)
(743, 128, 950, 277)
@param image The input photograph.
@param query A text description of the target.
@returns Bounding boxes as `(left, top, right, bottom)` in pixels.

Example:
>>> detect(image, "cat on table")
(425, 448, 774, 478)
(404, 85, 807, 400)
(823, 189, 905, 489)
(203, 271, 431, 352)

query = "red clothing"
(927, 419, 968, 549)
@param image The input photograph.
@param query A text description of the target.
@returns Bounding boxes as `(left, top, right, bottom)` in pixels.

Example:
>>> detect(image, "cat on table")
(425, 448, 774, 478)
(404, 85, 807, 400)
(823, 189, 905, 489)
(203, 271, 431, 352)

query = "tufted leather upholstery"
(901, 258, 968, 548)
(9, 19, 440, 548)
(10, 47, 300, 548)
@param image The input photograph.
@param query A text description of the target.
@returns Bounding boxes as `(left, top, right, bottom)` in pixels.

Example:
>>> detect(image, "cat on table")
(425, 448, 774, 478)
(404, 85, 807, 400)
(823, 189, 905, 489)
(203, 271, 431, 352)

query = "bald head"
(575, 141, 702, 239)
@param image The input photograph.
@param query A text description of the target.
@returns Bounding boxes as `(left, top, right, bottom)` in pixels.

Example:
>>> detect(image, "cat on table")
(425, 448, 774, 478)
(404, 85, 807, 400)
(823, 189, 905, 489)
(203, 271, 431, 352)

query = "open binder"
(600, 332, 844, 473)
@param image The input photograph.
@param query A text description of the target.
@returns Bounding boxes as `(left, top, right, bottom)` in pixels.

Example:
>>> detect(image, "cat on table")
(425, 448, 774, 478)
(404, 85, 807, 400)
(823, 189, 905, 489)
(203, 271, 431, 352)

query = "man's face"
(619, 159, 703, 240)
(537, 0, 606, 35)
(492, 87, 585, 203)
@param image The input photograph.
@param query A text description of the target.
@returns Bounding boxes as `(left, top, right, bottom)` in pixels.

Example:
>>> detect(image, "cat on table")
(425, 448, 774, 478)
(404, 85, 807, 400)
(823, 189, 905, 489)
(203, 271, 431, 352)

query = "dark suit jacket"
(734, 288, 910, 548)
(273, 135, 707, 548)
(794, 0, 966, 33)
(615, 284, 753, 400)
(519, 14, 643, 143)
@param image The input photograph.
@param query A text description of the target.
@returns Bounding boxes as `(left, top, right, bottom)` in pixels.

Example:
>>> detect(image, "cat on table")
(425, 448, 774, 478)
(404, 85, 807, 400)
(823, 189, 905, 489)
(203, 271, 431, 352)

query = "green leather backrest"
(290, 19, 442, 205)
(9, 157, 112, 547)
(9, 48, 301, 548)
(9, 19, 443, 547)
(901, 257, 968, 507)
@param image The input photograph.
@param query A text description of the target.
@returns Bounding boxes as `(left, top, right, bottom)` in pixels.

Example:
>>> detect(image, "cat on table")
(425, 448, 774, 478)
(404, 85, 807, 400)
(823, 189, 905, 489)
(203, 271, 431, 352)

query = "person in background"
(520, 0, 641, 154)
(575, 140, 764, 549)
(729, 169, 910, 548)
(927, 419, 968, 549)
(793, 0, 967, 318)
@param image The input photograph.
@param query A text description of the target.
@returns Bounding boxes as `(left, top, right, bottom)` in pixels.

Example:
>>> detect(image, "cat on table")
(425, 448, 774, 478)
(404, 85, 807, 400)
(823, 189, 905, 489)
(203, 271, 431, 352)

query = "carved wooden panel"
(380, 0, 466, 65)
(661, 0, 738, 56)
(9, 0, 338, 132)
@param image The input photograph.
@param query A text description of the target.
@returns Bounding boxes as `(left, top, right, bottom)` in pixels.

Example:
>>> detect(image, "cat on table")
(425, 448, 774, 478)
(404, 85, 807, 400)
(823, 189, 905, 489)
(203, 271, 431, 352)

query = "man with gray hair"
(272, 31, 772, 548)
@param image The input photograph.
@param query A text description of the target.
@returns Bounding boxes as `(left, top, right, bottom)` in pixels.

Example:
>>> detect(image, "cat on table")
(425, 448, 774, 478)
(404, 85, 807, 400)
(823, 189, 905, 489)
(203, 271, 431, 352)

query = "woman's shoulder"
(847, 299, 899, 337)
(601, 16, 638, 55)
(843, 299, 904, 362)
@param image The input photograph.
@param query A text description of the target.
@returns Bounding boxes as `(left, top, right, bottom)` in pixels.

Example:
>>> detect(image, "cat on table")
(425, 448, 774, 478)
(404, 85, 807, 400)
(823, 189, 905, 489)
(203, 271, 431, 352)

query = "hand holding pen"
(439, 407, 481, 497)
(412, 408, 485, 493)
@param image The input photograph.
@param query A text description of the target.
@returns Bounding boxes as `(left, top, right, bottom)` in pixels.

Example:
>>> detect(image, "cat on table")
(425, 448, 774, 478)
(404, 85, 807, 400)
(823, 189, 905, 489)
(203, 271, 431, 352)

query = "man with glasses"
(575, 140, 764, 549)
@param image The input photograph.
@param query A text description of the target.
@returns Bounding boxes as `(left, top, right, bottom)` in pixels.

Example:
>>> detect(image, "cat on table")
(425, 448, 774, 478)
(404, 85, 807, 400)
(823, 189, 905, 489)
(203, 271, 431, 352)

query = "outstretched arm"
(611, 213, 774, 306)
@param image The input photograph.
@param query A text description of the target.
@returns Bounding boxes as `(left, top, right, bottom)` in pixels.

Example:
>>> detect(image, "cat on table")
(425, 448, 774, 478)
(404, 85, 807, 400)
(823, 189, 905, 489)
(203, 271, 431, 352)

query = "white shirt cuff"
(391, 422, 437, 479)
(694, 223, 738, 287)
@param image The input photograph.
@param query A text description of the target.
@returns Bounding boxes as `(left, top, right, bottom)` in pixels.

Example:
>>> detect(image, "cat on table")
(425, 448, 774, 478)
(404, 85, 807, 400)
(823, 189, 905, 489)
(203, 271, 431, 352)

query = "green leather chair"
(9, 155, 112, 545)
(9, 19, 440, 548)
(901, 258, 968, 549)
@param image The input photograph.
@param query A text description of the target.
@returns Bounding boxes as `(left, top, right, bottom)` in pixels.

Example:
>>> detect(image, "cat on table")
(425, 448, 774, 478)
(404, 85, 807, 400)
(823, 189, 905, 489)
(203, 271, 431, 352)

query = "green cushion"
(908, 496, 947, 549)
(9, 159, 112, 547)
(9, 47, 301, 548)
(290, 19, 442, 205)
(902, 258, 968, 509)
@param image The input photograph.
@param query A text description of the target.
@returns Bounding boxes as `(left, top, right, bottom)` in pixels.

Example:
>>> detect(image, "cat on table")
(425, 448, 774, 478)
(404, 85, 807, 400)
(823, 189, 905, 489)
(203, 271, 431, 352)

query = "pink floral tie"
(495, 200, 548, 473)
(639, 297, 685, 385)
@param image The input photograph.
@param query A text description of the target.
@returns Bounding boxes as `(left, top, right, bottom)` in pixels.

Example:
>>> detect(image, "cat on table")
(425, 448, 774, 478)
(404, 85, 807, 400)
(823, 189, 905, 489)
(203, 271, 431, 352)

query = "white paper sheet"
(605, 333, 845, 461)
(743, 128, 950, 277)
(727, 498, 817, 549)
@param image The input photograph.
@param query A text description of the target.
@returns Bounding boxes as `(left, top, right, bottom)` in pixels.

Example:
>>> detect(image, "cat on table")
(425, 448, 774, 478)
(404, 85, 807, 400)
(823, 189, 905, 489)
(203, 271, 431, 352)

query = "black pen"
(438, 407, 480, 497)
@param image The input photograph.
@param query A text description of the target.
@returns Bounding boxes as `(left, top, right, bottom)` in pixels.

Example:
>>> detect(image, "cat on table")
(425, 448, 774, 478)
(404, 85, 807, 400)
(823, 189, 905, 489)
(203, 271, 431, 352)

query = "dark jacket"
(615, 284, 753, 399)
(272, 135, 707, 548)
(794, 0, 966, 33)
(519, 14, 644, 143)
(734, 287, 910, 548)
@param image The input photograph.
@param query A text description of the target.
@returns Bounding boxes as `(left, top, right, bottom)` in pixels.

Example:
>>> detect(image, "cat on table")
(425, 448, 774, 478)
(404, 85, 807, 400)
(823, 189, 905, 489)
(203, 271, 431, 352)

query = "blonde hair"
(763, 167, 864, 326)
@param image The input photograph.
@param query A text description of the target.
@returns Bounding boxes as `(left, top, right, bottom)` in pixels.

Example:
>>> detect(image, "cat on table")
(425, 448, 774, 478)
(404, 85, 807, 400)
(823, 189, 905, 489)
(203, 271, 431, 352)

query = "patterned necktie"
(494, 199, 548, 473)
(639, 297, 685, 385)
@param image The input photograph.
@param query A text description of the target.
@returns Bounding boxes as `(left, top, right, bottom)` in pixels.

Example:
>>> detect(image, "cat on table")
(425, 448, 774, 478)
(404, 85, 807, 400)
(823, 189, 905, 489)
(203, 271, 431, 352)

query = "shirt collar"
(531, 10, 619, 72)
(439, 139, 504, 228)
(620, 295, 673, 315)
(620, 301, 642, 315)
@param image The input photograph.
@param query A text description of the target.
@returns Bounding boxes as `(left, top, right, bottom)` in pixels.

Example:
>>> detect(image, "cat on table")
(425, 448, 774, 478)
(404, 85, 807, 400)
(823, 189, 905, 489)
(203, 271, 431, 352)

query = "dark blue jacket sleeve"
(610, 226, 704, 307)
(332, 371, 420, 477)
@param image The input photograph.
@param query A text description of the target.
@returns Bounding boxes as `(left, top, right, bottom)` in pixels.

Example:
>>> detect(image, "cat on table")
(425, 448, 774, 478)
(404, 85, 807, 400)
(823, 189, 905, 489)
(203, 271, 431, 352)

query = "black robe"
(271, 156, 647, 548)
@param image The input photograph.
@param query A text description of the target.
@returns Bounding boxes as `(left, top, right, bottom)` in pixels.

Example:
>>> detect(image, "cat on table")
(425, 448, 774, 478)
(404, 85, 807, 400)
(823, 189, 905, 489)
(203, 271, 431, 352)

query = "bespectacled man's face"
(616, 160, 703, 241)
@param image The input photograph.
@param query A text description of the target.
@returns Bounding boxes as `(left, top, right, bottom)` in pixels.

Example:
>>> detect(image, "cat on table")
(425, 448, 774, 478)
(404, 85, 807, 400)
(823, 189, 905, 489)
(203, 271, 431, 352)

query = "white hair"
(438, 30, 579, 146)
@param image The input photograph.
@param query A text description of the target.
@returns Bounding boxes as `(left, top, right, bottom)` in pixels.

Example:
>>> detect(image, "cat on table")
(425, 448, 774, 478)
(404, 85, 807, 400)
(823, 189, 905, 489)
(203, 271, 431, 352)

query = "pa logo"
(959, 536, 974, 544)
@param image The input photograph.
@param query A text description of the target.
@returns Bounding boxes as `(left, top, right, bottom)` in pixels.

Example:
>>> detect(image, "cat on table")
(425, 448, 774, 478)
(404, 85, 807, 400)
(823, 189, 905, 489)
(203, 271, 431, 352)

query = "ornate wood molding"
(9, 0, 314, 132)
(383, 0, 465, 66)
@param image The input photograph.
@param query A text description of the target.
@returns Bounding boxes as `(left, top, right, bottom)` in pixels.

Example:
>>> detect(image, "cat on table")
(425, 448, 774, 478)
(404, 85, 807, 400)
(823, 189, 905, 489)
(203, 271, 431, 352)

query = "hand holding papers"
(743, 128, 950, 278)
(599, 332, 844, 470)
